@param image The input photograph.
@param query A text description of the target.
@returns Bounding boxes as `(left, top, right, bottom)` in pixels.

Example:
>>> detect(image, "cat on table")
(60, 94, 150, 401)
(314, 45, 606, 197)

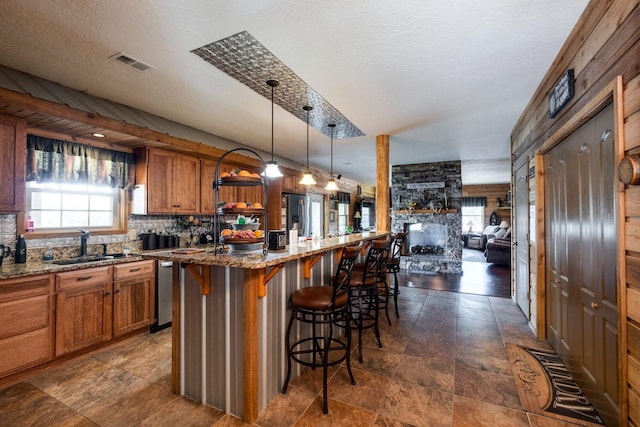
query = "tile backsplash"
(0, 213, 215, 265)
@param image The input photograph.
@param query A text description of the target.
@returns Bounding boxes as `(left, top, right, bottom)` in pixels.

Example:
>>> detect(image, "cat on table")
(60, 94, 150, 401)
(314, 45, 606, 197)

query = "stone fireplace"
(404, 223, 447, 256)
(391, 161, 462, 274)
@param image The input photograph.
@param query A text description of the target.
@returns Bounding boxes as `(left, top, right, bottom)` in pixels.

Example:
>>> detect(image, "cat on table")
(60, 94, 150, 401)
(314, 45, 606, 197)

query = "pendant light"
(263, 79, 283, 178)
(325, 123, 339, 191)
(299, 105, 317, 186)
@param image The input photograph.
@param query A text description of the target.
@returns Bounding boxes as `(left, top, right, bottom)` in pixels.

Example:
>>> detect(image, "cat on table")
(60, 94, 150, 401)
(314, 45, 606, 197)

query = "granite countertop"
(0, 255, 146, 280)
(141, 232, 389, 269)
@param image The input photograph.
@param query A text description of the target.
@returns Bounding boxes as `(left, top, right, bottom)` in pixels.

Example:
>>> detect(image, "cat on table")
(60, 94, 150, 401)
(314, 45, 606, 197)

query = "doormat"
(505, 343, 605, 426)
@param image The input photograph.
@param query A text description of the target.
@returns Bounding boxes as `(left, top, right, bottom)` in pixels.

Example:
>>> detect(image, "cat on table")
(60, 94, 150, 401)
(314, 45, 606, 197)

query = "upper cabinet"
(0, 114, 26, 212)
(135, 148, 200, 214)
(282, 173, 304, 195)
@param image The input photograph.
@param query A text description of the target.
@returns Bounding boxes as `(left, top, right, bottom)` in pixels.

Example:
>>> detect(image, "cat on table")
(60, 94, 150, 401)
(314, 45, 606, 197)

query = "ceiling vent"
(109, 52, 154, 72)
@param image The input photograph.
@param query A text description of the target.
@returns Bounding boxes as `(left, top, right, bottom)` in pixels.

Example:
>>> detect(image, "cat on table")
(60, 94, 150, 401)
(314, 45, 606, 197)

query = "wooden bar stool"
(348, 237, 391, 362)
(281, 245, 361, 414)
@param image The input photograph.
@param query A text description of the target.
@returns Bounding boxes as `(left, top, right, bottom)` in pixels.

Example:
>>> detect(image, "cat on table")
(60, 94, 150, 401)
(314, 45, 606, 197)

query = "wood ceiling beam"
(0, 87, 263, 168)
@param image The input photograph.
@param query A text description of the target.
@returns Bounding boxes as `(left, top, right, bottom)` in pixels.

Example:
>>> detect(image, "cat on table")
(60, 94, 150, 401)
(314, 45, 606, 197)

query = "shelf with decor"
(213, 148, 268, 255)
(393, 209, 458, 214)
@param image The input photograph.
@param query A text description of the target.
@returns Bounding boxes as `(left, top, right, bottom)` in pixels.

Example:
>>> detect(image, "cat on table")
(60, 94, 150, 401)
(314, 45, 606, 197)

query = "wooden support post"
(243, 268, 260, 423)
(376, 135, 390, 232)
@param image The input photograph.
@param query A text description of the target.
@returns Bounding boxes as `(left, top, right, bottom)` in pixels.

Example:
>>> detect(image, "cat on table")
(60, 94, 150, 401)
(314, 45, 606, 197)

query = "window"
(462, 206, 484, 233)
(27, 182, 121, 231)
(338, 203, 349, 234)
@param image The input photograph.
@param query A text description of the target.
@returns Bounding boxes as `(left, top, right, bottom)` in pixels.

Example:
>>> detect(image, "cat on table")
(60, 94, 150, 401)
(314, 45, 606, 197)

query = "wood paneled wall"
(510, 1, 640, 424)
(462, 184, 511, 228)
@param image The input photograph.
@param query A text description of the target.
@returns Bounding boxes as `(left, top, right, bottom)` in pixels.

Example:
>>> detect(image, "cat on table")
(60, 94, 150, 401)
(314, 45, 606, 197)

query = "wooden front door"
(544, 103, 618, 424)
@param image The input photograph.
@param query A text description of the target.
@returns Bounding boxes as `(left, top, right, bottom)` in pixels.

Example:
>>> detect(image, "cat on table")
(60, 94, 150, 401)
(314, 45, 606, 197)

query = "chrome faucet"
(79, 229, 90, 257)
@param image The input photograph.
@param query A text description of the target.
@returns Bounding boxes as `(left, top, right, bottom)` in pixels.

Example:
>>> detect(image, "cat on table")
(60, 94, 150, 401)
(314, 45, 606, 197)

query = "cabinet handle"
(173, 204, 181, 208)
(591, 302, 599, 309)
(104, 291, 111, 296)
(114, 289, 120, 294)
(77, 276, 93, 281)
(129, 268, 142, 272)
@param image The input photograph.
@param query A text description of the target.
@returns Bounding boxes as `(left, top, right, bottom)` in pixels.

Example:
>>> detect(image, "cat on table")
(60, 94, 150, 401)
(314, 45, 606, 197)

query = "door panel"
(515, 163, 529, 318)
(544, 103, 618, 425)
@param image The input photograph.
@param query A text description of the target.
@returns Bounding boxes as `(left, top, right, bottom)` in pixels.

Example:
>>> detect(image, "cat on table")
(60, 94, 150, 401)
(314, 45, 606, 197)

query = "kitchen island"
(142, 231, 388, 423)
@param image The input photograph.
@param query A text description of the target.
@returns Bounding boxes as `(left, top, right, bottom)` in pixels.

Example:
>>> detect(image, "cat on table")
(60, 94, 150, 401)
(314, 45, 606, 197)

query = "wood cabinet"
(135, 148, 200, 214)
(54, 261, 155, 356)
(113, 261, 155, 336)
(0, 274, 53, 377)
(201, 159, 236, 213)
(55, 266, 113, 356)
(0, 114, 26, 212)
(282, 173, 304, 195)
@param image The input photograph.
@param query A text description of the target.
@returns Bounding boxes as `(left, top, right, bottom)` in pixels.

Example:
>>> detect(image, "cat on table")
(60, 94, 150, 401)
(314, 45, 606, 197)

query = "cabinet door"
(173, 153, 200, 213)
(0, 274, 52, 377)
(201, 159, 236, 213)
(55, 283, 112, 356)
(0, 114, 26, 212)
(147, 149, 175, 213)
(113, 275, 154, 336)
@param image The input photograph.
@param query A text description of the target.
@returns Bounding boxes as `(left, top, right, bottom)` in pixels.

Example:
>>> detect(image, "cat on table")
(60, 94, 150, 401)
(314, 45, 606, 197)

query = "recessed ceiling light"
(92, 132, 106, 138)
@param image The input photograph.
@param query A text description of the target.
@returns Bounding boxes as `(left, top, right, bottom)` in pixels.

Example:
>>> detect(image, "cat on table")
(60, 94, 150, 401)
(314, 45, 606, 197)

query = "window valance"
(26, 135, 136, 190)
(461, 197, 487, 207)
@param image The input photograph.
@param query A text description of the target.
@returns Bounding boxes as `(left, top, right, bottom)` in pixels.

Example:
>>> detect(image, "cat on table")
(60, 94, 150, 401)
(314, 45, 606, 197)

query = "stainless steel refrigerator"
(282, 193, 307, 240)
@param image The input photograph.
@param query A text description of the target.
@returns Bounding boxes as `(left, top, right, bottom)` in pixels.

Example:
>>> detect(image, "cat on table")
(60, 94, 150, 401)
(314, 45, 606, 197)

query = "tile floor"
(0, 285, 577, 426)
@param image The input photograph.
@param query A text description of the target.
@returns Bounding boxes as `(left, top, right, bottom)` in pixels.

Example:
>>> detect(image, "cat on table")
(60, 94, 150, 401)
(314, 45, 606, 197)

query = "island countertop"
(141, 231, 389, 268)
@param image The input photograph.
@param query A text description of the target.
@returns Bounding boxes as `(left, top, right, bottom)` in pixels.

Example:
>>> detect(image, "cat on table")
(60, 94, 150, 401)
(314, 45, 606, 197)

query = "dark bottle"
(15, 234, 27, 264)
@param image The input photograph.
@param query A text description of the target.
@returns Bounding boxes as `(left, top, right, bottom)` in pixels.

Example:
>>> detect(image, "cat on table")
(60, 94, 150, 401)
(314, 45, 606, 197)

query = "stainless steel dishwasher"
(151, 260, 173, 332)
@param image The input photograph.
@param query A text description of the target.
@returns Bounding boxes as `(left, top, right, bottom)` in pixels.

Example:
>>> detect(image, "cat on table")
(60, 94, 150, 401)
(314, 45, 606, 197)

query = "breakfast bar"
(143, 231, 387, 423)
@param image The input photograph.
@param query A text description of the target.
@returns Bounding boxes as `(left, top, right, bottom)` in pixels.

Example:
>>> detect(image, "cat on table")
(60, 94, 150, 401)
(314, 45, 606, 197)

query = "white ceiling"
(0, 0, 588, 186)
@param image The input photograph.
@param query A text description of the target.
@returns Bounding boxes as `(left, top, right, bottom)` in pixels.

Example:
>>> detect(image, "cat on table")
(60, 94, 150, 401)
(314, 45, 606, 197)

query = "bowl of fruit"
(220, 228, 264, 244)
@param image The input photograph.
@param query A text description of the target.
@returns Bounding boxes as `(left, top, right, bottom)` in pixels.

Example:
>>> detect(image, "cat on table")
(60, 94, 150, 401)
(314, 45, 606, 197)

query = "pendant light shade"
(263, 79, 283, 178)
(299, 105, 317, 186)
(325, 123, 339, 191)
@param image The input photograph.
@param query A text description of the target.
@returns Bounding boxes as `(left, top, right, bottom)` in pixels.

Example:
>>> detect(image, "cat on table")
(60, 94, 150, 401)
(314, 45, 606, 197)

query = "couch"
(464, 225, 501, 250)
(485, 235, 512, 266)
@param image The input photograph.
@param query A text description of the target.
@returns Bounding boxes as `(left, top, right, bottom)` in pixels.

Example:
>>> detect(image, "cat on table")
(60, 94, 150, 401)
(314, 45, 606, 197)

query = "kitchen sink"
(52, 253, 130, 265)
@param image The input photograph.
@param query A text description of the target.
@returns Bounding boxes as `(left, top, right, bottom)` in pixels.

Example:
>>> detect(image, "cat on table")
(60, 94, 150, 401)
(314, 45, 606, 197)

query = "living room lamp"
(263, 79, 283, 178)
(325, 123, 339, 191)
(499, 220, 510, 229)
(299, 105, 317, 186)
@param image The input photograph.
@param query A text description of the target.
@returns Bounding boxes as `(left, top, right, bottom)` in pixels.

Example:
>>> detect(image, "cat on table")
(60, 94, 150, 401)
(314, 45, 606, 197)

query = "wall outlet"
(128, 230, 137, 241)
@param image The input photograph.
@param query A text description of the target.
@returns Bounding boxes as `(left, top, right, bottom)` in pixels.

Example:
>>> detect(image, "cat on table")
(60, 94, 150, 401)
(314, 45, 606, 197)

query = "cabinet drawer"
(0, 274, 51, 303)
(0, 293, 50, 340)
(55, 266, 112, 290)
(113, 260, 155, 280)
(0, 327, 51, 377)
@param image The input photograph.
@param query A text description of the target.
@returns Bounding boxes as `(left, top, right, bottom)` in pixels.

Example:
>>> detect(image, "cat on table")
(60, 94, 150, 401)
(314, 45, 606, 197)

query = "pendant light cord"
(329, 123, 335, 178)
(271, 84, 274, 161)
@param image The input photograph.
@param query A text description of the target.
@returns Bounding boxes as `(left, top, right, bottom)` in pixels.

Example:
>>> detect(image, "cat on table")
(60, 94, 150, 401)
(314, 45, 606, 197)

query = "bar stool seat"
(282, 245, 361, 414)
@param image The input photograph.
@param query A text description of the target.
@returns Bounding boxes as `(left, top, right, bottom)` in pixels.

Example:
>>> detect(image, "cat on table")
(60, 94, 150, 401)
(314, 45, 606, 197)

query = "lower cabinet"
(113, 261, 155, 336)
(54, 260, 155, 357)
(55, 266, 113, 356)
(0, 274, 53, 377)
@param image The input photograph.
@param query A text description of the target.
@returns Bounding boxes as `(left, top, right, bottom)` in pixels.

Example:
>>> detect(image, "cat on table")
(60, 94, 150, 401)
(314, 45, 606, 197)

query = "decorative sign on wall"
(548, 69, 574, 118)
(406, 182, 445, 190)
